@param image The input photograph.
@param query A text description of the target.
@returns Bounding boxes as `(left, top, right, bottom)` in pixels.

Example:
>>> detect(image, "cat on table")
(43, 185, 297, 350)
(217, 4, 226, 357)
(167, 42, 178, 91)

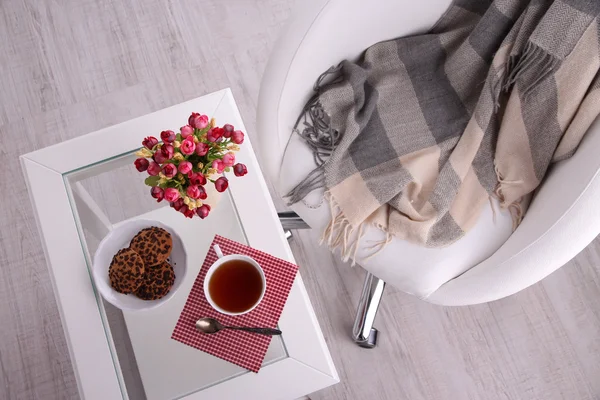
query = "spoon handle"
(226, 326, 282, 336)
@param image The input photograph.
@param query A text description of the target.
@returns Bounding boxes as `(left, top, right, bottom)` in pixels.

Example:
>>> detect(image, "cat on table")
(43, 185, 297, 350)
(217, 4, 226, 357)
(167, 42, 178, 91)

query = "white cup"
(203, 245, 266, 316)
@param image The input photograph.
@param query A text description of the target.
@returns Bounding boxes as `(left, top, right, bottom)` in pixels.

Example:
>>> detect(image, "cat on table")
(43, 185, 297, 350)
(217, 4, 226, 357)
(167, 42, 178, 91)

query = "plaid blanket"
(287, 0, 600, 259)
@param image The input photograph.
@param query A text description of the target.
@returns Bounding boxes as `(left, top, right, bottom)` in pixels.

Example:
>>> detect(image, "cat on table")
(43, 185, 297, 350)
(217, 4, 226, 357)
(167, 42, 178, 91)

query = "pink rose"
(142, 136, 158, 149)
(164, 188, 180, 203)
(180, 138, 196, 155)
(223, 124, 234, 138)
(196, 204, 211, 219)
(186, 185, 201, 199)
(212, 159, 225, 173)
(195, 142, 209, 156)
(160, 130, 176, 143)
(180, 125, 194, 139)
(162, 163, 177, 178)
(214, 176, 229, 192)
(189, 113, 209, 129)
(233, 163, 248, 177)
(222, 152, 235, 167)
(147, 162, 161, 176)
(134, 158, 149, 172)
(150, 187, 164, 202)
(188, 112, 200, 126)
(189, 172, 207, 186)
(178, 161, 192, 175)
(232, 130, 244, 144)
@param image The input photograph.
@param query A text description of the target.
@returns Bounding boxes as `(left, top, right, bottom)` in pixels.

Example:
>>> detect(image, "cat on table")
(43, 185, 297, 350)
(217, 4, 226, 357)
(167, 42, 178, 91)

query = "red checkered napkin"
(171, 235, 298, 372)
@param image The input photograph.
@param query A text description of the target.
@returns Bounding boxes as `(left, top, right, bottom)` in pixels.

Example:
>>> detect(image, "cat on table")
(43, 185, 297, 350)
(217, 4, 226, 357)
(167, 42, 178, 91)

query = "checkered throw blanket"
(287, 0, 600, 259)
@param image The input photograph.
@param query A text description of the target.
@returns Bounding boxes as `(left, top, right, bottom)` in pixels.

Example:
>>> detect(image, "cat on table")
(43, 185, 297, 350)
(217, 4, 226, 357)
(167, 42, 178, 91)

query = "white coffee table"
(20, 89, 338, 400)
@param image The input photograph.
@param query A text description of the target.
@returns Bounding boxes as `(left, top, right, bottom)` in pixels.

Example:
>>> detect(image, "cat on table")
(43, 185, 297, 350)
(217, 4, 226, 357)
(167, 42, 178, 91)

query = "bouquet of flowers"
(133, 112, 248, 219)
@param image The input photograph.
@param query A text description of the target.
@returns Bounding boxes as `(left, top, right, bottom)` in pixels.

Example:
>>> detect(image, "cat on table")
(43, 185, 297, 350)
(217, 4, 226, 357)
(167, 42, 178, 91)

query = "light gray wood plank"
(2, 0, 600, 399)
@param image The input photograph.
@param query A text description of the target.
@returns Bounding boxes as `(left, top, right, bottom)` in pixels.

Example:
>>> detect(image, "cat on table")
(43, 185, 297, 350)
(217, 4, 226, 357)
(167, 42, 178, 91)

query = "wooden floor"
(1, 0, 600, 399)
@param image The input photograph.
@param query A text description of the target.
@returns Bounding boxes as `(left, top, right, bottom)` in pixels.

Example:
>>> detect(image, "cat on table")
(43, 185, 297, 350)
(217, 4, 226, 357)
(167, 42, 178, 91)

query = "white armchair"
(257, 0, 600, 347)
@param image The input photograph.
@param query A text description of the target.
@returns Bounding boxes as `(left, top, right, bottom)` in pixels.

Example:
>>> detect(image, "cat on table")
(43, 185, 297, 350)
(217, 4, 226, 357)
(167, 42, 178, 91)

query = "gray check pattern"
(287, 0, 600, 258)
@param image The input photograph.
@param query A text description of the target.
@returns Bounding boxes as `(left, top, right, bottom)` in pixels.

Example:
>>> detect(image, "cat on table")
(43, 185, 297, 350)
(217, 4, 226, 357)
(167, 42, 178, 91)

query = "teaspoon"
(195, 317, 282, 336)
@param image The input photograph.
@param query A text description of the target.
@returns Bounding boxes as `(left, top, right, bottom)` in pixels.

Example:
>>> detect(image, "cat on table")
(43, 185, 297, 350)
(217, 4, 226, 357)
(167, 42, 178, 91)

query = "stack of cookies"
(108, 226, 176, 300)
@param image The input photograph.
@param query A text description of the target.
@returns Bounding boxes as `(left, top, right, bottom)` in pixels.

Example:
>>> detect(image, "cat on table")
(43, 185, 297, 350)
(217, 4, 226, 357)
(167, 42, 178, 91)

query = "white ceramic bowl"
(93, 219, 187, 311)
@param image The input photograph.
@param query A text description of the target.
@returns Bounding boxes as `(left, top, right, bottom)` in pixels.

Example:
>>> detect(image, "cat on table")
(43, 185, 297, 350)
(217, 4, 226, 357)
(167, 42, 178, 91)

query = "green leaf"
(224, 167, 231, 172)
(144, 176, 160, 186)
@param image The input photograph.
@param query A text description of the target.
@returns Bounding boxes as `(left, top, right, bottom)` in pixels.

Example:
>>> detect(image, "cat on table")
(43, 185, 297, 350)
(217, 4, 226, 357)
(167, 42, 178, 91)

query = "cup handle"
(214, 244, 224, 259)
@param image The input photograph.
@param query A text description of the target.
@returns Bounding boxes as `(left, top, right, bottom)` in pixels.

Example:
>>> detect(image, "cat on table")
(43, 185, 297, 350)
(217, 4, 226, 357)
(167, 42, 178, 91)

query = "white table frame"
(20, 89, 338, 400)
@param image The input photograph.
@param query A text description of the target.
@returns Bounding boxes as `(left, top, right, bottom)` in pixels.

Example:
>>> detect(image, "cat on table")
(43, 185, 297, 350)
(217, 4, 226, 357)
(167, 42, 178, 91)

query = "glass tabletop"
(63, 151, 288, 400)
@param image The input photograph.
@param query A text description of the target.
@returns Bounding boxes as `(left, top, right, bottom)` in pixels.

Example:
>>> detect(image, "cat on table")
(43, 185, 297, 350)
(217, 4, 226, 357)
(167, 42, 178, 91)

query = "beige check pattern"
(289, 0, 600, 259)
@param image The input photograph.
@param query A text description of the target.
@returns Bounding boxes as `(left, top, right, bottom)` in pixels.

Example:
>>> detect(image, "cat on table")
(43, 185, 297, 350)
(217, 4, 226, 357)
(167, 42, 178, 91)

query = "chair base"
(278, 212, 386, 349)
(355, 327, 379, 348)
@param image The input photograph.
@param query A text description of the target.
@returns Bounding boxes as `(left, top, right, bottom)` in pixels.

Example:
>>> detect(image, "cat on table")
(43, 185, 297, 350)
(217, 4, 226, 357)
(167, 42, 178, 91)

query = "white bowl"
(92, 219, 187, 311)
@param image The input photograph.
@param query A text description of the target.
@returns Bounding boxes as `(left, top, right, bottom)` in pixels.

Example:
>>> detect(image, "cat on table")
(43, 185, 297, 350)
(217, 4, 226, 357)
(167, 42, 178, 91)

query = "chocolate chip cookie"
(135, 261, 176, 300)
(108, 248, 145, 294)
(129, 227, 172, 266)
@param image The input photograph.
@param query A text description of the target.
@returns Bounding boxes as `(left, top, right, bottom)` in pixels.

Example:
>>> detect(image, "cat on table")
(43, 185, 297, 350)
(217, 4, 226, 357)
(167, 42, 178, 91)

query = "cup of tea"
(203, 245, 266, 316)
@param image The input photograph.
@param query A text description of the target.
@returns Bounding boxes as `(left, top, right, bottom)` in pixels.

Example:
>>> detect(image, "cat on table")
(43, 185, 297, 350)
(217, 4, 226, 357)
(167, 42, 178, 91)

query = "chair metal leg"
(352, 272, 385, 348)
(278, 211, 385, 348)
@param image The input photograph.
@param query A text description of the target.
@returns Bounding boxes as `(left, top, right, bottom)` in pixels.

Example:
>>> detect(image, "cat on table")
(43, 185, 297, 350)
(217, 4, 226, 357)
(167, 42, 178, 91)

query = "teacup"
(203, 245, 266, 316)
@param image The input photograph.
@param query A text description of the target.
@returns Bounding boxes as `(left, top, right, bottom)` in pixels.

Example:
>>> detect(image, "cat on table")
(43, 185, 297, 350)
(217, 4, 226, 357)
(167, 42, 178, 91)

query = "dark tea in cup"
(208, 259, 264, 313)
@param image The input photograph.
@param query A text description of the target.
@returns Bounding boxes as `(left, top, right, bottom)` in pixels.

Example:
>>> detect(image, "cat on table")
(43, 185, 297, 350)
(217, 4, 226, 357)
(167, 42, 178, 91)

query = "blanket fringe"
(320, 192, 380, 266)
(492, 41, 560, 110)
(285, 65, 344, 204)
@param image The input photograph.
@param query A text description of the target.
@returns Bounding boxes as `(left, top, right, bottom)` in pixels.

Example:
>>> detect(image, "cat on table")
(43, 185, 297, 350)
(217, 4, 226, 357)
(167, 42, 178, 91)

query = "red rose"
(207, 127, 224, 142)
(160, 130, 176, 143)
(195, 142, 209, 156)
(162, 163, 177, 178)
(147, 162, 161, 176)
(196, 204, 211, 219)
(171, 198, 185, 211)
(233, 163, 248, 177)
(153, 151, 167, 164)
(189, 172, 207, 186)
(134, 158, 149, 172)
(232, 130, 244, 144)
(150, 187, 164, 202)
(223, 124, 234, 138)
(197, 185, 207, 200)
(161, 144, 175, 159)
(214, 176, 229, 192)
(142, 136, 158, 149)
